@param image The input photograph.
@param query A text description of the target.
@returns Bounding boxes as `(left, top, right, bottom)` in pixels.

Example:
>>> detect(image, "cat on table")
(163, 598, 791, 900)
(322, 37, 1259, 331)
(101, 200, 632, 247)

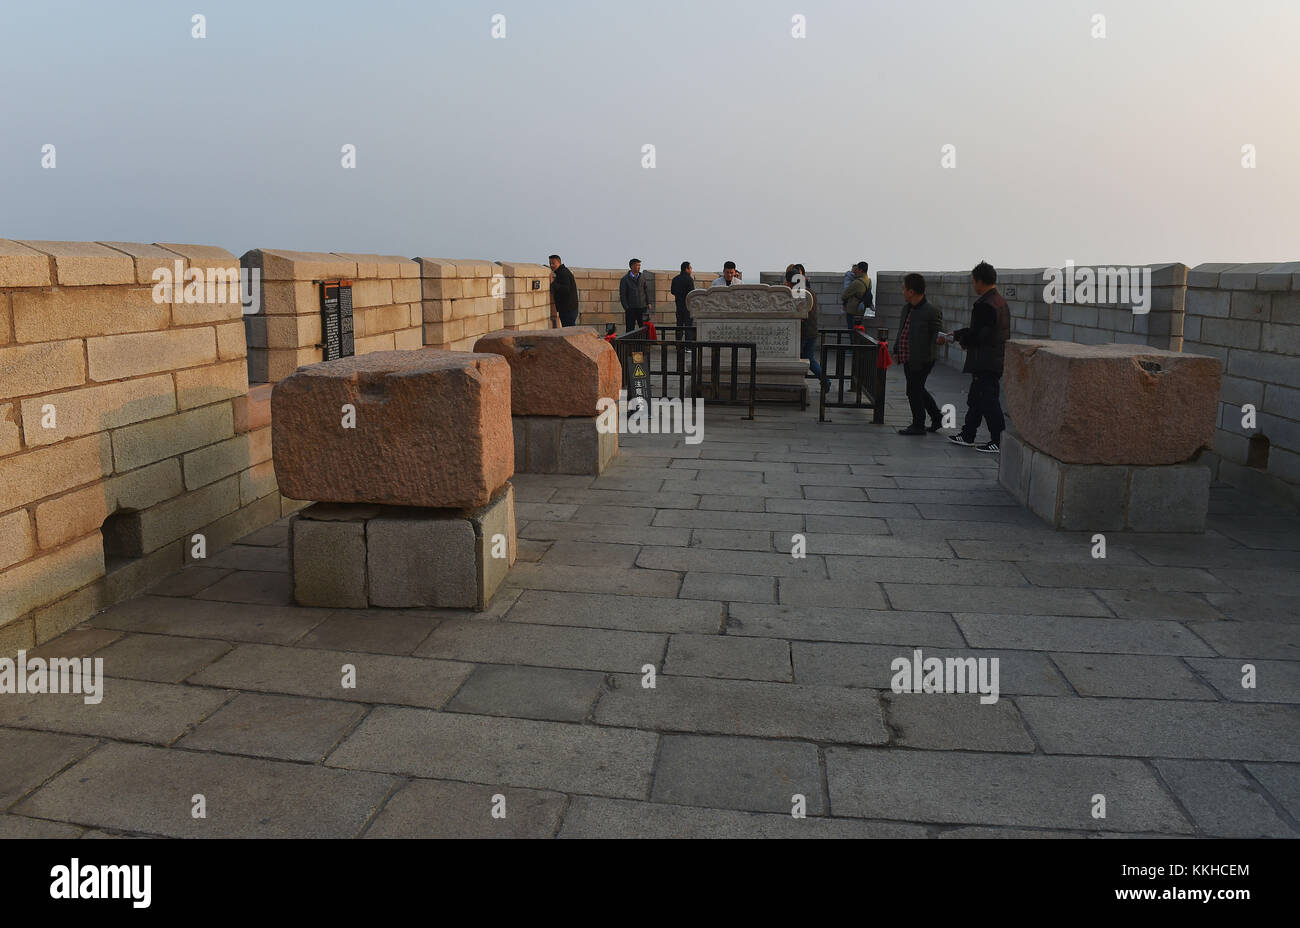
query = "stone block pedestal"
(999, 431, 1210, 532)
(512, 416, 617, 475)
(290, 483, 517, 610)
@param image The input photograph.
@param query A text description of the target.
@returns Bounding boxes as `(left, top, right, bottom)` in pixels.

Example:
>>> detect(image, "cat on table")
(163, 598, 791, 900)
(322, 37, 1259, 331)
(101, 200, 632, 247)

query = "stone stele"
(271, 349, 513, 509)
(1003, 340, 1222, 466)
(473, 327, 620, 417)
(685, 284, 810, 389)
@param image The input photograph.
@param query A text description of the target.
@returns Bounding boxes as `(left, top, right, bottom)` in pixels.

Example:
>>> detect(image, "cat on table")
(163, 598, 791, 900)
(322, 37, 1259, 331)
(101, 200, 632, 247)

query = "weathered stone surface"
(290, 514, 367, 608)
(1003, 340, 1222, 465)
(474, 328, 619, 417)
(272, 350, 513, 509)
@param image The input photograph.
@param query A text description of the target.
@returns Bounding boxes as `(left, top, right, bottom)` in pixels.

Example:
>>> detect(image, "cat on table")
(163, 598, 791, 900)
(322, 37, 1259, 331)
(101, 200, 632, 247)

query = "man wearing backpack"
(841, 262, 873, 329)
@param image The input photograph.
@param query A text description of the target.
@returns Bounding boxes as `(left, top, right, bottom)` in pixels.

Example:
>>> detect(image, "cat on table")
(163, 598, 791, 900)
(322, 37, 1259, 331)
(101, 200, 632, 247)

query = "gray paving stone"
(949, 539, 1146, 565)
(571, 504, 658, 525)
(767, 498, 920, 519)
(148, 566, 234, 597)
(558, 797, 925, 838)
(178, 693, 365, 762)
(514, 502, 580, 522)
(887, 518, 1058, 541)
(1050, 653, 1217, 700)
(1093, 590, 1226, 622)
(326, 707, 658, 799)
(1188, 621, 1299, 660)
(665, 634, 791, 682)
(801, 515, 891, 536)
(815, 537, 955, 559)
(294, 609, 444, 656)
(776, 579, 889, 609)
(26, 626, 122, 659)
(446, 665, 606, 722)
(0, 814, 85, 838)
(94, 633, 233, 684)
(690, 529, 774, 551)
(551, 488, 699, 510)
(503, 563, 681, 598)
(16, 742, 397, 838)
(518, 520, 692, 547)
(661, 478, 803, 499)
(89, 596, 330, 645)
(189, 643, 472, 709)
(1244, 763, 1300, 821)
(956, 613, 1215, 656)
(802, 485, 868, 501)
(678, 572, 778, 604)
(364, 779, 567, 838)
(867, 487, 1017, 507)
(540, 540, 641, 568)
(793, 642, 1071, 695)
(193, 569, 294, 605)
(651, 735, 824, 814)
(825, 747, 1192, 832)
(1212, 567, 1300, 597)
(506, 590, 722, 634)
(638, 546, 826, 579)
(653, 509, 804, 532)
(515, 537, 552, 562)
(1185, 658, 1300, 703)
(0, 679, 229, 745)
(915, 504, 1044, 523)
(1017, 563, 1230, 592)
(1154, 759, 1296, 837)
(0, 728, 98, 808)
(414, 618, 665, 673)
(674, 459, 795, 474)
(1016, 697, 1300, 761)
(697, 495, 768, 512)
(826, 556, 1027, 586)
(205, 545, 289, 572)
(594, 674, 886, 744)
(884, 694, 1036, 752)
(1203, 593, 1300, 623)
(937, 826, 1090, 839)
(730, 603, 965, 647)
(889, 585, 1109, 616)
(237, 522, 289, 547)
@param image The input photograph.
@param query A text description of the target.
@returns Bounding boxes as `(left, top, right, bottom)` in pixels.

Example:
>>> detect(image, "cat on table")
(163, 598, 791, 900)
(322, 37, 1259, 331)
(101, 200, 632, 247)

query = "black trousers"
(624, 307, 646, 331)
(961, 373, 1005, 443)
(674, 307, 694, 338)
(904, 361, 941, 428)
(557, 309, 578, 327)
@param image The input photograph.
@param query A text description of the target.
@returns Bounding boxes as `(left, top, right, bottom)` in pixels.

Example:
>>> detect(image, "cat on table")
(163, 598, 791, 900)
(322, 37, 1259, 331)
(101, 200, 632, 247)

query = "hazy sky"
(2, 0, 1296, 276)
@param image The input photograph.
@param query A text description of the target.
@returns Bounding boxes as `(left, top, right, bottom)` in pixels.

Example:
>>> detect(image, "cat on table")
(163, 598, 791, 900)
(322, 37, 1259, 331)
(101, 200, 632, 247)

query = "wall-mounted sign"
(320, 280, 355, 361)
(628, 350, 650, 409)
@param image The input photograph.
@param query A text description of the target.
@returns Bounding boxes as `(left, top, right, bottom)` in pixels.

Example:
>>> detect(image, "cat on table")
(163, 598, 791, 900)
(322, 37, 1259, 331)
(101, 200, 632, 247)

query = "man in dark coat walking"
(894, 273, 945, 436)
(949, 260, 1010, 453)
(671, 261, 696, 337)
(548, 255, 579, 327)
(619, 258, 653, 331)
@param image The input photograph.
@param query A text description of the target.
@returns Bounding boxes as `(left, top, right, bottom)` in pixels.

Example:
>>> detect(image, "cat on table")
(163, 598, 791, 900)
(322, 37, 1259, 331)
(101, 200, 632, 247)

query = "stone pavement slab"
(956, 613, 1215, 656)
(1153, 759, 1295, 837)
(15, 742, 397, 838)
(363, 780, 566, 839)
(505, 590, 722, 634)
(326, 708, 658, 799)
(558, 797, 926, 838)
(729, 603, 965, 647)
(1185, 658, 1300, 703)
(445, 665, 606, 723)
(0, 679, 230, 745)
(177, 692, 366, 762)
(0, 728, 98, 808)
(413, 619, 665, 674)
(678, 572, 778, 604)
(651, 734, 824, 815)
(883, 694, 1037, 752)
(1049, 653, 1217, 700)
(792, 641, 1072, 696)
(593, 673, 886, 744)
(94, 633, 233, 684)
(664, 634, 791, 682)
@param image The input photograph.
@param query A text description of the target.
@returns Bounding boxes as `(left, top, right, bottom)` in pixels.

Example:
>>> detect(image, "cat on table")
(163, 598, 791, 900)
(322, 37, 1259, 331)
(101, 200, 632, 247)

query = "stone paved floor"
(3, 365, 1298, 838)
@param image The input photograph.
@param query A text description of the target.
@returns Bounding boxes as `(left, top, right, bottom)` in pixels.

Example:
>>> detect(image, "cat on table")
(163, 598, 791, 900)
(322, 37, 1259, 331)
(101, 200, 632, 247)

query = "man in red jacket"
(949, 261, 1011, 454)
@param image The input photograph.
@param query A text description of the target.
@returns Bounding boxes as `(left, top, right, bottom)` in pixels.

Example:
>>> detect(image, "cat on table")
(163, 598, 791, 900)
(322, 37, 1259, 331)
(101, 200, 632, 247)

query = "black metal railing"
(817, 326, 889, 423)
(612, 328, 757, 420)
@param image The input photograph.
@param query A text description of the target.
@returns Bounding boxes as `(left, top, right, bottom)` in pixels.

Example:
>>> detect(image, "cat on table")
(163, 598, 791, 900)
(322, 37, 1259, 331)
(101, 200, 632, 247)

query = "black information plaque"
(320, 279, 356, 361)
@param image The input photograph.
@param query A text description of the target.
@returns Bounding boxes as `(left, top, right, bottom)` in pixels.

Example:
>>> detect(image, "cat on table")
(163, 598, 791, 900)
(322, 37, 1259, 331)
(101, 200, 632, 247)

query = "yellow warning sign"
(634, 366, 646, 377)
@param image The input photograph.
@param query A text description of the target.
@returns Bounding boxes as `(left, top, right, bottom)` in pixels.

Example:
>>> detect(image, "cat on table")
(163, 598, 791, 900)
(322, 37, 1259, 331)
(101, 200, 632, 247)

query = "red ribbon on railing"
(877, 341, 893, 370)
(645, 320, 658, 341)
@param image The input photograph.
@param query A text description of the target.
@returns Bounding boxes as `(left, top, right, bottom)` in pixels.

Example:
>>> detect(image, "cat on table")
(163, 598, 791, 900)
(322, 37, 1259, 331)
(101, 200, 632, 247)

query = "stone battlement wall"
(1, 240, 287, 655)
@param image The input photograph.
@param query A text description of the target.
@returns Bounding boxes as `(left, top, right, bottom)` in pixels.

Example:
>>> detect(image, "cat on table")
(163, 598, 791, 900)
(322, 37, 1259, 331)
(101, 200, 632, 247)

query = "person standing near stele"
(671, 261, 695, 337)
(711, 261, 740, 288)
(949, 260, 1010, 454)
(894, 273, 946, 436)
(619, 258, 653, 331)
(548, 254, 579, 327)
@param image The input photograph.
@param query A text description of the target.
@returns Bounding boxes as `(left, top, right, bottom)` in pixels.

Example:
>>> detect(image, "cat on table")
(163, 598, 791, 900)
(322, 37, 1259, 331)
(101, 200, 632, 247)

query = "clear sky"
(1, 0, 1296, 276)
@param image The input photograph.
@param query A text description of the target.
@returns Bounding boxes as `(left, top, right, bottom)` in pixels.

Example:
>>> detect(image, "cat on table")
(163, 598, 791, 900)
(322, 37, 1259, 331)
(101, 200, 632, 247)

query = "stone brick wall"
(1182, 262, 1300, 508)
(419, 259, 506, 351)
(242, 249, 423, 383)
(0, 240, 286, 654)
(499, 262, 552, 333)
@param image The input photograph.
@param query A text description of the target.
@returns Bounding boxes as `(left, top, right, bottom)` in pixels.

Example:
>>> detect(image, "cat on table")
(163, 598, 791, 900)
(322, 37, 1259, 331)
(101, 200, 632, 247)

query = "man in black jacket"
(619, 258, 653, 331)
(671, 261, 695, 337)
(548, 255, 580, 327)
(949, 260, 1010, 453)
(894, 273, 945, 436)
